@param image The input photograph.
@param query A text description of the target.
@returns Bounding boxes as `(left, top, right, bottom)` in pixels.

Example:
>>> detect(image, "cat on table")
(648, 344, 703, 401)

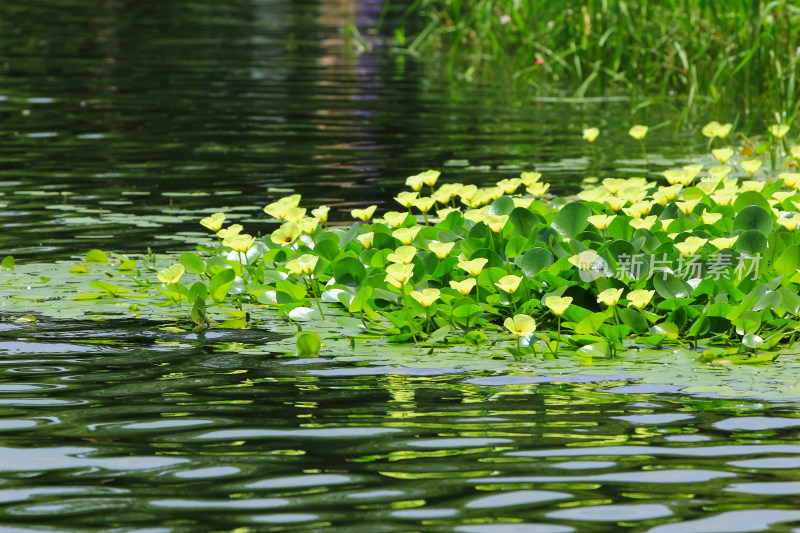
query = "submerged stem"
(303, 275, 326, 319)
(400, 286, 418, 343)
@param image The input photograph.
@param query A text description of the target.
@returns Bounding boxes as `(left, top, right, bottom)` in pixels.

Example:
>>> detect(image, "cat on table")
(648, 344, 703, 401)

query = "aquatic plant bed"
(4, 133, 800, 368)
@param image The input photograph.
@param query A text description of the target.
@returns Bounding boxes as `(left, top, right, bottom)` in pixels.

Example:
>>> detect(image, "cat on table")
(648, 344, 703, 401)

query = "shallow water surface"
(0, 0, 705, 261)
(1, 320, 800, 531)
(0, 0, 798, 531)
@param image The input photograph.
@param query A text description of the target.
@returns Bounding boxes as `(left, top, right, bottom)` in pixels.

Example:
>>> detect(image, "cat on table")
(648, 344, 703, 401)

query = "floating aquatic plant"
(4, 124, 800, 365)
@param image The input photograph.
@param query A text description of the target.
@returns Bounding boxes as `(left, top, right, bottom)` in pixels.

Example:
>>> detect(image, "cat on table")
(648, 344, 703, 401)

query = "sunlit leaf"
(86, 249, 108, 263)
(296, 331, 323, 356)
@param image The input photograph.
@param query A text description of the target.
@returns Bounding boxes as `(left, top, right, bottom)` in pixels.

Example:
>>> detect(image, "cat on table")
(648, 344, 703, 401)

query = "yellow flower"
(740, 180, 765, 192)
(496, 178, 522, 194)
(264, 194, 302, 219)
(278, 194, 302, 207)
(710, 236, 739, 249)
(217, 224, 243, 239)
(436, 207, 461, 220)
(604, 196, 627, 212)
(224, 233, 256, 252)
(700, 212, 723, 225)
(486, 187, 502, 200)
(587, 214, 616, 230)
(652, 191, 669, 206)
(392, 225, 422, 245)
(351, 205, 377, 222)
(298, 217, 319, 234)
(428, 241, 455, 259)
(601, 178, 624, 194)
(628, 125, 648, 140)
(434, 183, 461, 203)
(158, 264, 185, 284)
(263, 202, 288, 220)
(710, 192, 734, 206)
(568, 250, 600, 271)
(283, 206, 306, 223)
(770, 124, 790, 139)
(623, 201, 653, 218)
(520, 171, 542, 186)
(463, 208, 488, 224)
(431, 190, 452, 204)
(716, 123, 733, 139)
(772, 191, 795, 205)
(708, 165, 732, 178)
(740, 159, 762, 176)
(465, 189, 493, 207)
(422, 171, 442, 188)
(406, 173, 426, 191)
(385, 263, 414, 288)
(383, 211, 409, 229)
(630, 215, 657, 230)
(697, 177, 722, 194)
(457, 257, 489, 276)
(504, 314, 537, 337)
(387, 245, 417, 264)
(527, 182, 550, 198)
(777, 214, 800, 230)
(459, 184, 478, 202)
(659, 184, 683, 201)
(495, 275, 523, 294)
(413, 197, 436, 213)
(578, 187, 605, 202)
(712, 148, 734, 164)
(617, 186, 647, 204)
(583, 127, 599, 142)
(270, 221, 301, 246)
(449, 278, 477, 295)
(683, 164, 704, 178)
(675, 236, 708, 257)
(701, 121, 720, 138)
(779, 172, 800, 189)
(625, 176, 649, 186)
(664, 169, 694, 186)
(285, 254, 318, 275)
(627, 289, 655, 309)
(484, 214, 509, 233)
(395, 191, 418, 208)
(513, 197, 535, 209)
(410, 288, 440, 307)
(597, 288, 624, 307)
(701, 121, 733, 139)
(545, 296, 572, 316)
(200, 212, 226, 232)
(357, 232, 374, 249)
(405, 170, 440, 191)
(311, 206, 330, 222)
(676, 199, 700, 215)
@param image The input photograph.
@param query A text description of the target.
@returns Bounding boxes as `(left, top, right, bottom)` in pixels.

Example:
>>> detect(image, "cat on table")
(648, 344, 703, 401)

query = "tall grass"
(401, 0, 800, 128)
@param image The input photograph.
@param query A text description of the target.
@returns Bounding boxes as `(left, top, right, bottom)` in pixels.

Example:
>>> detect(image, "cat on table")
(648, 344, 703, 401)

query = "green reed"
(400, 0, 800, 126)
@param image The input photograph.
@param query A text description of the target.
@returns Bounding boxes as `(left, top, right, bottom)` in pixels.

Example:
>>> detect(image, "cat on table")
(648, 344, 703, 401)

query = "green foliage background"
(403, 0, 800, 124)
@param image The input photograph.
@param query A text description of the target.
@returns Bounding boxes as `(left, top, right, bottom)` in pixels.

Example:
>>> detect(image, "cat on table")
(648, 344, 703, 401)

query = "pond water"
(1, 0, 799, 531)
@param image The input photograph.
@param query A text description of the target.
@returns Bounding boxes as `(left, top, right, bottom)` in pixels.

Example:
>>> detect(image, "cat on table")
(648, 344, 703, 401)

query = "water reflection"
(0, 1, 796, 531)
(0, 320, 798, 530)
(0, 0, 708, 261)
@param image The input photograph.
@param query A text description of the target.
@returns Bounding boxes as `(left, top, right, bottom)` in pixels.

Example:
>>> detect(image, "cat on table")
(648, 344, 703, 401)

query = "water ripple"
(646, 509, 800, 533)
